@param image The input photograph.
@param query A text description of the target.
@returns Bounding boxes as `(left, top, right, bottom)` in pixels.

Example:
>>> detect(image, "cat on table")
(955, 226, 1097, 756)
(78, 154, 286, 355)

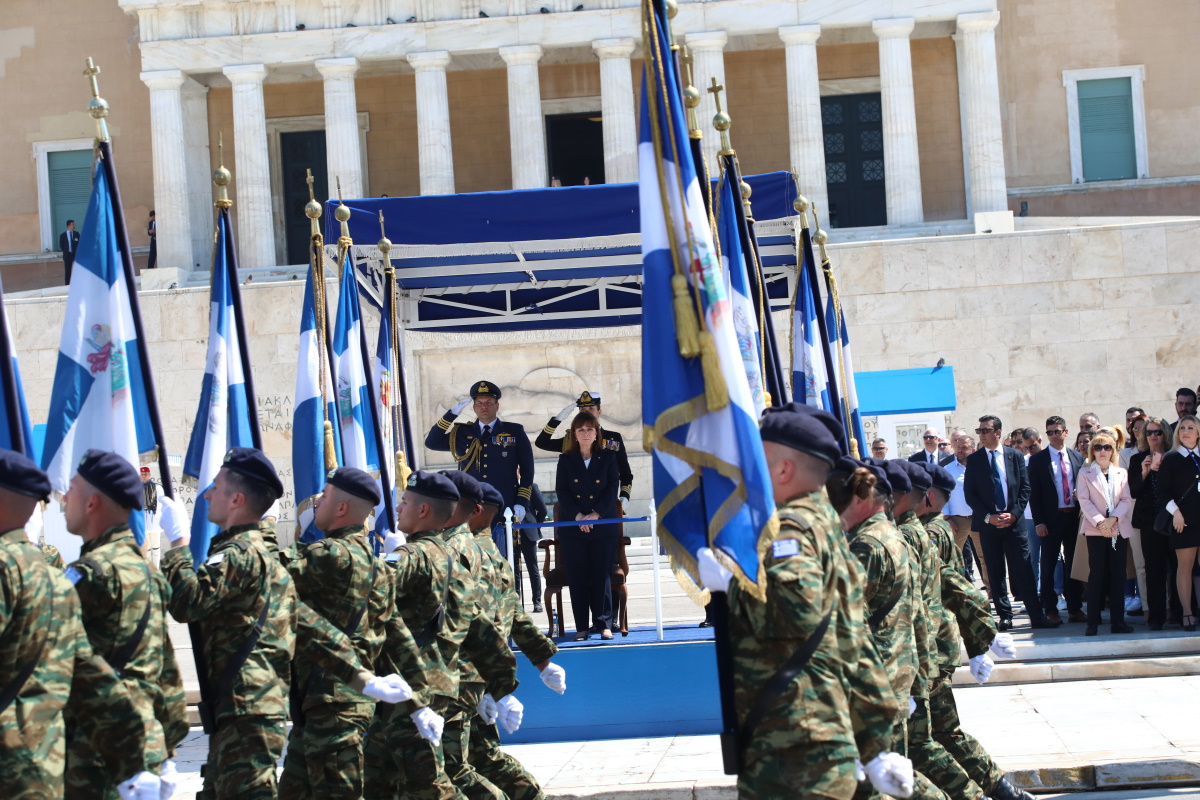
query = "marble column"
(408, 51, 455, 196)
(181, 79, 212, 272)
(873, 18, 924, 225)
(316, 57, 364, 201)
(684, 30, 728, 176)
(499, 45, 548, 190)
(778, 25, 827, 218)
(956, 11, 1008, 214)
(593, 38, 638, 184)
(140, 70, 190, 270)
(223, 64, 277, 268)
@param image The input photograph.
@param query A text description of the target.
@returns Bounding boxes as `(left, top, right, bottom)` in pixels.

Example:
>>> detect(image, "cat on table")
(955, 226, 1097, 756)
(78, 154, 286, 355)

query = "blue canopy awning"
(856, 367, 957, 416)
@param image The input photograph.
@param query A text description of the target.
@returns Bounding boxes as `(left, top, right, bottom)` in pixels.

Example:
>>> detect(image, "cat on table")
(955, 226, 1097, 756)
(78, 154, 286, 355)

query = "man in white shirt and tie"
(943, 434, 990, 596)
(1027, 416, 1087, 624)
(909, 427, 944, 465)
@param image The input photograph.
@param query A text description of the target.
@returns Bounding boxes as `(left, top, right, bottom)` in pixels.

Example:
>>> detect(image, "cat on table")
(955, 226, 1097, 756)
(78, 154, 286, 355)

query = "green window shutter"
(1078, 77, 1137, 182)
(48, 150, 93, 250)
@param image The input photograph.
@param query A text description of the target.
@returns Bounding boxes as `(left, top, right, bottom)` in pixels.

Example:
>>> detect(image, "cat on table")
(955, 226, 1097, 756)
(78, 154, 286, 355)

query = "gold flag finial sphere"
(793, 194, 810, 214)
(713, 110, 731, 133)
(664, 0, 678, 19)
(213, 165, 232, 187)
(334, 203, 351, 223)
(813, 228, 829, 247)
(305, 199, 323, 220)
(740, 180, 752, 201)
(683, 84, 702, 110)
(88, 96, 110, 122)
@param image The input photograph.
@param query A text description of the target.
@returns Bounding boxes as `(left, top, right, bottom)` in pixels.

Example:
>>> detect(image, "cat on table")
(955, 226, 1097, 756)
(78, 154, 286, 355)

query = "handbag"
(1154, 480, 1195, 535)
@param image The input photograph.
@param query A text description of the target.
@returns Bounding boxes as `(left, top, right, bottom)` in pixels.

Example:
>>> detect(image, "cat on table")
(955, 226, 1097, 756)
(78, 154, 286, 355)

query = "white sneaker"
(1126, 596, 1143, 613)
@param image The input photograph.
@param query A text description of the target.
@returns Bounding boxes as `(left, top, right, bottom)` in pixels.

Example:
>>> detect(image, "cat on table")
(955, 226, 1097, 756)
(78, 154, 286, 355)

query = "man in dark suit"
(1028, 416, 1086, 624)
(908, 427, 943, 466)
(963, 414, 1060, 630)
(60, 219, 80, 284)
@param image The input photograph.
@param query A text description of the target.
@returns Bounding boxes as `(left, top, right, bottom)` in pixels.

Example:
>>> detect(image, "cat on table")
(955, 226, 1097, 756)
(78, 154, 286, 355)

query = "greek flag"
(827, 298, 866, 457)
(0, 275, 34, 454)
(716, 174, 767, 417)
(294, 262, 342, 543)
(639, 0, 776, 596)
(41, 162, 154, 543)
(791, 235, 832, 412)
(371, 281, 400, 547)
(182, 211, 255, 561)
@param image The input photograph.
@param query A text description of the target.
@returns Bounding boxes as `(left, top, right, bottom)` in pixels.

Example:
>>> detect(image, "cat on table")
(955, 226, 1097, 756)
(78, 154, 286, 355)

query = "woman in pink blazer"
(1076, 427, 1135, 635)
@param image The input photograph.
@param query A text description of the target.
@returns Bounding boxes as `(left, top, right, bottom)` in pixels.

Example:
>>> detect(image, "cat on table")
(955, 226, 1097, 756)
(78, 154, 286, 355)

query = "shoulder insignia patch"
(64, 566, 83, 585)
(385, 552, 402, 562)
(206, 553, 227, 566)
(772, 538, 800, 559)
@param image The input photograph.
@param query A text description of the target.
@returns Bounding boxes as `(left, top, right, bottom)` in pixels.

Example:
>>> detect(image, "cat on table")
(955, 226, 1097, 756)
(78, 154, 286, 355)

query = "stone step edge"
(951, 653, 1199, 687)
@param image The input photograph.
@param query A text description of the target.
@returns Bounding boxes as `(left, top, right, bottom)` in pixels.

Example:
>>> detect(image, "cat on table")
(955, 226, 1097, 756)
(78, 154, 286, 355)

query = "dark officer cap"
(439, 470, 483, 505)
(576, 390, 601, 408)
(222, 447, 284, 499)
(922, 462, 956, 495)
(759, 402, 843, 465)
(477, 481, 504, 509)
(861, 460, 892, 496)
(899, 460, 933, 492)
(76, 449, 142, 509)
(470, 381, 501, 400)
(830, 455, 860, 475)
(866, 457, 910, 494)
(0, 449, 52, 501)
(405, 470, 460, 502)
(326, 466, 380, 506)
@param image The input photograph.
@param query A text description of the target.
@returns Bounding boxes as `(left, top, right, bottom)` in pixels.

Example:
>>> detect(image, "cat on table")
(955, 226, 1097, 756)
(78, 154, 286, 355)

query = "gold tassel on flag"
(672, 274, 700, 357)
(698, 331, 729, 411)
(395, 451, 413, 489)
(323, 420, 338, 471)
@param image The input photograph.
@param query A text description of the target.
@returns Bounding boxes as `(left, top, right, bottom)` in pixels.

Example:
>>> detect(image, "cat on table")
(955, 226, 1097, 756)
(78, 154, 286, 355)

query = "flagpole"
(378, 214, 415, 478)
(813, 224, 861, 457)
(801, 214, 846, 441)
(0, 276, 26, 455)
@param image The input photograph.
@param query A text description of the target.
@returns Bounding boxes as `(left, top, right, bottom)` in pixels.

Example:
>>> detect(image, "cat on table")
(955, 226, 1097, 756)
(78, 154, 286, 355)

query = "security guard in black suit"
(424, 380, 535, 523)
(535, 391, 633, 505)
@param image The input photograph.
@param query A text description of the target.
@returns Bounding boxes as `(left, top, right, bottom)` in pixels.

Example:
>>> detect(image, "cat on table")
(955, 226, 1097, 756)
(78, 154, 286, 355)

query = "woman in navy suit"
(555, 411, 621, 640)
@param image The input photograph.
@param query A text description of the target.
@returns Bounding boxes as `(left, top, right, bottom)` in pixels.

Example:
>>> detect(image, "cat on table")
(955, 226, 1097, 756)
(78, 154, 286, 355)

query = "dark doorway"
(545, 113, 605, 186)
(281, 130, 328, 265)
(821, 93, 887, 229)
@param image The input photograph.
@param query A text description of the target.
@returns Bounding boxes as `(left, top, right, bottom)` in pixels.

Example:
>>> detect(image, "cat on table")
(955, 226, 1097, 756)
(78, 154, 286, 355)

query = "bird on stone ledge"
(540, 6, 550, 12)
(479, 10, 489, 16)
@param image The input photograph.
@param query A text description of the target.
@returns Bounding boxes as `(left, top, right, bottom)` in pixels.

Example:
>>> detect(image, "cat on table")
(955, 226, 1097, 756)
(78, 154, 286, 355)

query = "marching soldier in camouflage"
(535, 391, 634, 504)
(61, 450, 188, 800)
(918, 464, 1034, 800)
(697, 405, 910, 800)
(0, 449, 161, 799)
(279, 466, 431, 800)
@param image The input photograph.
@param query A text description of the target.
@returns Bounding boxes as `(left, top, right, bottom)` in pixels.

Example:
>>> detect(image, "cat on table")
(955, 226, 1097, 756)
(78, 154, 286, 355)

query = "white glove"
(969, 653, 994, 685)
(159, 759, 178, 800)
(554, 403, 576, 422)
(908, 696, 917, 717)
(697, 547, 733, 593)
(864, 752, 914, 798)
(451, 398, 471, 415)
(539, 662, 566, 694)
(477, 693, 499, 725)
(159, 496, 187, 544)
(855, 759, 867, 781)
(117, 771, 162, 800)
(497, 694, 525, 734)
(513, 505, 527, 524)
(411, 706, 444, 746)
(382, 530, 406, 554)
(989, 632, 1017, 660)
(363, 674, 413, 704)
(261, 500, 281, 521)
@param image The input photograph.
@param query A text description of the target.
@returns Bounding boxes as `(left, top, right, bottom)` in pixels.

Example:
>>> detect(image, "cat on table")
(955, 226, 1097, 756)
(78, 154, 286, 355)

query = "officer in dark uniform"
(535, 391, 633, 506)
(425, 381, 534, 531)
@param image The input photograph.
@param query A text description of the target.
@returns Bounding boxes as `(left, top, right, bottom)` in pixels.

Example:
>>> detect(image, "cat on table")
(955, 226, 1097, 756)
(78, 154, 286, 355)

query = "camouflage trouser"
(442, 698, 504, 800)
(197, 715, 287, 800)
(851, 717, 948, 800)
(908, 695, 983, 800)
(468, 717, 544, 800)
(278, 701, 372, 800)
(930, 670, 1004, 795)
(738, 741, 858, 800)
(1, 734, 66, 800)
(363, 699, 464, 800)
(65, 760, 165, 800)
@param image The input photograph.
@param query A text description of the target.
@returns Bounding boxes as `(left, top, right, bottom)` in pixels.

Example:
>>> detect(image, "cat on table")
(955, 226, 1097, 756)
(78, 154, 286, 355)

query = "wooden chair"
(539, 503, 631, 637)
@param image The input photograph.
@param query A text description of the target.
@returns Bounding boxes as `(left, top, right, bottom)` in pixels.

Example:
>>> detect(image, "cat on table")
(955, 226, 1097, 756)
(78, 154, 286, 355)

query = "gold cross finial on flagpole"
(378, 210, 394, 274)
(709, 77, 733, 155)
(304, 168, 322, 235)
(213, 132, 232, 209)
(681, 46, 702, 138)
(83, 57, 110, 142)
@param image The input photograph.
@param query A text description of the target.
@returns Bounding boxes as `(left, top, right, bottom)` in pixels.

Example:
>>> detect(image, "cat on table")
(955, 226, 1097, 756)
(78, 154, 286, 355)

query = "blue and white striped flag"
(792, 235, 832, 413)
(826, 297, 866, 457)
(639, 0, 776, 597)
(41, 162, 155, 542)
(716, 174, 767, 417)
(0, 274, 34, 454)
(371, 278, 400, 547)
(182, 211, 256, 561)
(294, 262, 342, 543)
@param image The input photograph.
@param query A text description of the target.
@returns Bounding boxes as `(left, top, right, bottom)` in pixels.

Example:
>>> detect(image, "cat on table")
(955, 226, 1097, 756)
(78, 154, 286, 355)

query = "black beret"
(404, 470, 460, 502)
(0, 449, 51, 502)
(576, 391, 601, 408)
(830, 455, 860, 475)
(469, 381, 501, 400)
(326, 466, 380, 506)
(899, 460, 933, 492)
(221, 447, 284, 499)
(853, 457, 892, 496)
(922, 463, 956, 495)
(867, 458, 910, 494)
(477, 481, 504, 508)
(439, 470, 483, 504)
(759, 402, 843, 465)
(77, 449, 142, 509)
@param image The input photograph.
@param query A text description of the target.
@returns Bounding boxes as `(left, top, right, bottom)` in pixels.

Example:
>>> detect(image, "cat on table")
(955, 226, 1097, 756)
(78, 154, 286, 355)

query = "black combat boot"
(990, 777, 1036, 800)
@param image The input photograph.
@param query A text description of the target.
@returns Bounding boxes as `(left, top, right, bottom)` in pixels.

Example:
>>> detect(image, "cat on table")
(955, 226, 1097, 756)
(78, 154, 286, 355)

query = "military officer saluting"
(62, 450, 188, 800)
(425, 381, 535, 524)
(536, 391, 634, 506)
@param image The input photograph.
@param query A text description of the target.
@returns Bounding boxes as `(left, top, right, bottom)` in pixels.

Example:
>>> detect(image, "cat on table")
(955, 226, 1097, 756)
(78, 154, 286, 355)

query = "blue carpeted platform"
(549, 623, 716, 649)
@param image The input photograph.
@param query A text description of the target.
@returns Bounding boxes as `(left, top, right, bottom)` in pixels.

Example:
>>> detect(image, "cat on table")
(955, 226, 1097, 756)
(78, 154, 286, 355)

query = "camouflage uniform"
(728, 492, 897, 800)
(896, 511, 983, 800)
(0, 527, 150, 798)
(468, 529, 558, 800)
(922, 513, 1006, 795)
(41, 544, 65, 569)
(63, 523, 188, 800)
(279, 524, 429, 800)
